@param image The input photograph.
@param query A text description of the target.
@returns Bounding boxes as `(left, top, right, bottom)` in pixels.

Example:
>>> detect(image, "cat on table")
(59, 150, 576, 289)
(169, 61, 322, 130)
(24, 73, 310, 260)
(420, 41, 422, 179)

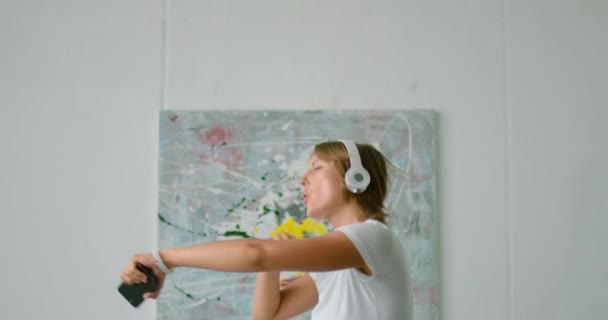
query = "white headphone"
(339, 139, 371, 194)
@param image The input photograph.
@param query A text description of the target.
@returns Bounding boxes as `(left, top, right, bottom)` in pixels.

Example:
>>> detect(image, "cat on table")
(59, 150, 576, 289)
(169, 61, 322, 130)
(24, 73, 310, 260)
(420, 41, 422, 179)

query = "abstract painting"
(158, 110, 438, 320)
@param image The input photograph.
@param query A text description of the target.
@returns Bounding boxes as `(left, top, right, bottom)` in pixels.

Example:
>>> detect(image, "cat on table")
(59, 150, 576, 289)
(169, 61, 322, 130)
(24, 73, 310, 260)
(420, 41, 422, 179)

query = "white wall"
(0, 1, 605, 320)
(0, 1, 163, 319)
(509, 1, 608, 318)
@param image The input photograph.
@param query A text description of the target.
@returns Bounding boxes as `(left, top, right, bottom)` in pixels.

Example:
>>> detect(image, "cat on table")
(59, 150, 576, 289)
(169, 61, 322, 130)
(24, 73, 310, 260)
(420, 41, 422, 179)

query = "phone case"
(118, 263, 160, 307)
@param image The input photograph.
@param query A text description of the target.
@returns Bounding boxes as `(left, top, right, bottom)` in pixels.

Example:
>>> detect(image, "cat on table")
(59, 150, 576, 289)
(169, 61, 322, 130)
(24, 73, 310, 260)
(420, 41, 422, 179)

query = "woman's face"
(300, 153, 345, 219)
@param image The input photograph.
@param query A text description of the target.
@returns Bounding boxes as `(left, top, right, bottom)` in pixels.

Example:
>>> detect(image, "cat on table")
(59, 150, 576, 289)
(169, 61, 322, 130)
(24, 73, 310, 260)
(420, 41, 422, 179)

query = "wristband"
(153, 251, 172, 274)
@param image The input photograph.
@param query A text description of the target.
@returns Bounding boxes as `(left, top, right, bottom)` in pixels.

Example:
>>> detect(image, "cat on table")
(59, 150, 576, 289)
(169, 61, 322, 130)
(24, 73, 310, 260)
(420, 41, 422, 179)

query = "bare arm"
(272, 274, 318, 320)
(252, 233, 285, 320)
(121, 230, 365, 299)
(252, 272, 318, 320)
(251, 271, 280, 320)
(251, 232, 320, 320)
(159, 230, 365, 273)
(159, 238, 264, 272)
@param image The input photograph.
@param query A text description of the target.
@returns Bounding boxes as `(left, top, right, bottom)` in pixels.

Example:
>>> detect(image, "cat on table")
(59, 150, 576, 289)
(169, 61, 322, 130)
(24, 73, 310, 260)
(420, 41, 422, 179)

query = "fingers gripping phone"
(118, 263, 159, 307)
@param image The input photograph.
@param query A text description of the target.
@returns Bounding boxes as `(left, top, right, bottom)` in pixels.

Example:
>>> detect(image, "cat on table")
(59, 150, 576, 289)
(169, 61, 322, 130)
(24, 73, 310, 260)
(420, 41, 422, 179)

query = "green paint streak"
(158, 213, 207, 237)
(225, 197, 247, 217)
(222, 230, 251, 238)
(257, 205, 280, 219)
(173, 284, 196, 300)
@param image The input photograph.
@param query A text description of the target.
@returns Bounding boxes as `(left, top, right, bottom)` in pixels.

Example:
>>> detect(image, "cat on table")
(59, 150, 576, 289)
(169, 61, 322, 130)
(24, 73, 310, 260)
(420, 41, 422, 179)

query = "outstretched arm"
(121, 230, 365, 298)
(160, 230, 364, 272)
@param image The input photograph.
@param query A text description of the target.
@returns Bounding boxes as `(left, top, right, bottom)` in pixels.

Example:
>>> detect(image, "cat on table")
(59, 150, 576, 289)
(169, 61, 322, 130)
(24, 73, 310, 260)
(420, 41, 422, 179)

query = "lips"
(302, 193, 309, 205)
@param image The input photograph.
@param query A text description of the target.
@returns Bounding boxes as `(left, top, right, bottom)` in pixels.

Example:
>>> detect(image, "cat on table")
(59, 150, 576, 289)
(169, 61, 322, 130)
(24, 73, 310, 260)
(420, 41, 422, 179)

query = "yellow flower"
(301, 219, 315, 233)
(269, 217, 327, 239)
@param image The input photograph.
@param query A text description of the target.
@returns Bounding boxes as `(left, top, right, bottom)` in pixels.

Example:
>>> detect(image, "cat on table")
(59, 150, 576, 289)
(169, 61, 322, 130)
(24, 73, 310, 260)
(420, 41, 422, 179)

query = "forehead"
(307, 153, 329, 166)
(307, 153, 320, 165)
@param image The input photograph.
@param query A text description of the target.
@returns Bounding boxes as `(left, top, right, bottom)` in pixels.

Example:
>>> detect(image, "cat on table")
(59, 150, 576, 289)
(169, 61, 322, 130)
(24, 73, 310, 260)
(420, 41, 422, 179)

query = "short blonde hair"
(313, 141, 388, 223)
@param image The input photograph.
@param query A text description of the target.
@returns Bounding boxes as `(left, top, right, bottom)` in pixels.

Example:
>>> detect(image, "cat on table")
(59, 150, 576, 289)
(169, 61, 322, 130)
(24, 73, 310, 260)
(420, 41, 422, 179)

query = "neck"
(327, 200, 368, 228)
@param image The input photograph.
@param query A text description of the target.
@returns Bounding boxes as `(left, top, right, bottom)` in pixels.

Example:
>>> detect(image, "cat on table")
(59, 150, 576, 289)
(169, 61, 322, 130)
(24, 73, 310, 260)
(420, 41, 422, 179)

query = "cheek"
(319, 175, 344, 196)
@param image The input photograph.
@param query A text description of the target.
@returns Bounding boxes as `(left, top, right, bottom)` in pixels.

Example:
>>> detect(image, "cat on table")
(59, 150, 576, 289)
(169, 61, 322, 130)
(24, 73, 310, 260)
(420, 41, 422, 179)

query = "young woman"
(120, 140, 413, 320)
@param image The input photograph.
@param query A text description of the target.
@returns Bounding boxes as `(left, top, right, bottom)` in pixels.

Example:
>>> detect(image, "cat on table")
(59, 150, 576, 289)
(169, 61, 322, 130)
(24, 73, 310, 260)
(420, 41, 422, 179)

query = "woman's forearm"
(159, 238, 264, 272)
(252, 272, 281, 320)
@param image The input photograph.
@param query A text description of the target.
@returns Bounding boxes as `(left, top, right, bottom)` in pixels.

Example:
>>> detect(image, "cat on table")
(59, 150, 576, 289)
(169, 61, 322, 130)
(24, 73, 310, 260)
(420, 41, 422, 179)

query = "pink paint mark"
(230, 148, 243, 164)
(198, 127, 234, 146)
(210, 302, 240, 315)
(195, 126, 245, 169)
(237, 275, 249, 294)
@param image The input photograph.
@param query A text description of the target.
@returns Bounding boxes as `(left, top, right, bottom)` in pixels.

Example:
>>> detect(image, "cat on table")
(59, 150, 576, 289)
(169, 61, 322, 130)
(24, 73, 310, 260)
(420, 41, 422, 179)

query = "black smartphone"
(118, 263, 160, 307)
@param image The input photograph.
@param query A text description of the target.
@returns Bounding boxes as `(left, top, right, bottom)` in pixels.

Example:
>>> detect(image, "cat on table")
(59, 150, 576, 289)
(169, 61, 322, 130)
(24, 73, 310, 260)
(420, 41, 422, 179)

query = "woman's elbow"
(245, 240, 268, 272)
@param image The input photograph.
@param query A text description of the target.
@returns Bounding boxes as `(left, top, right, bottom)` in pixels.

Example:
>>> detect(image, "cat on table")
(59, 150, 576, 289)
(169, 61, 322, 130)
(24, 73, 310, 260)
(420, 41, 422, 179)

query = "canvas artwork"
(158, 110, 438, 320)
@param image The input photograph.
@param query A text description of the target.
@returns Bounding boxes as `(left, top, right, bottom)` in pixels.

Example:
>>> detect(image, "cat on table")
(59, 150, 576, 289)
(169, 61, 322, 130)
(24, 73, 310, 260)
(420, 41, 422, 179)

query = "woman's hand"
(120, 253, 166, 299)
(272, 232, 291, 241)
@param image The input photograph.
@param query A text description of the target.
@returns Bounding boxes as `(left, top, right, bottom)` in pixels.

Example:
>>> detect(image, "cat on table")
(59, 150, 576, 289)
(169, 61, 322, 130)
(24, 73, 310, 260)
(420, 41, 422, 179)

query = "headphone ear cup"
(344, 167, 371, 194)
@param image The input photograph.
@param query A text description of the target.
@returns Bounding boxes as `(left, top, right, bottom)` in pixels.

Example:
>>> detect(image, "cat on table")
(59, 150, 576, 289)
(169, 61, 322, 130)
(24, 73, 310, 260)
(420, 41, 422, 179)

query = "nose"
(299, 173, 308, 186)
